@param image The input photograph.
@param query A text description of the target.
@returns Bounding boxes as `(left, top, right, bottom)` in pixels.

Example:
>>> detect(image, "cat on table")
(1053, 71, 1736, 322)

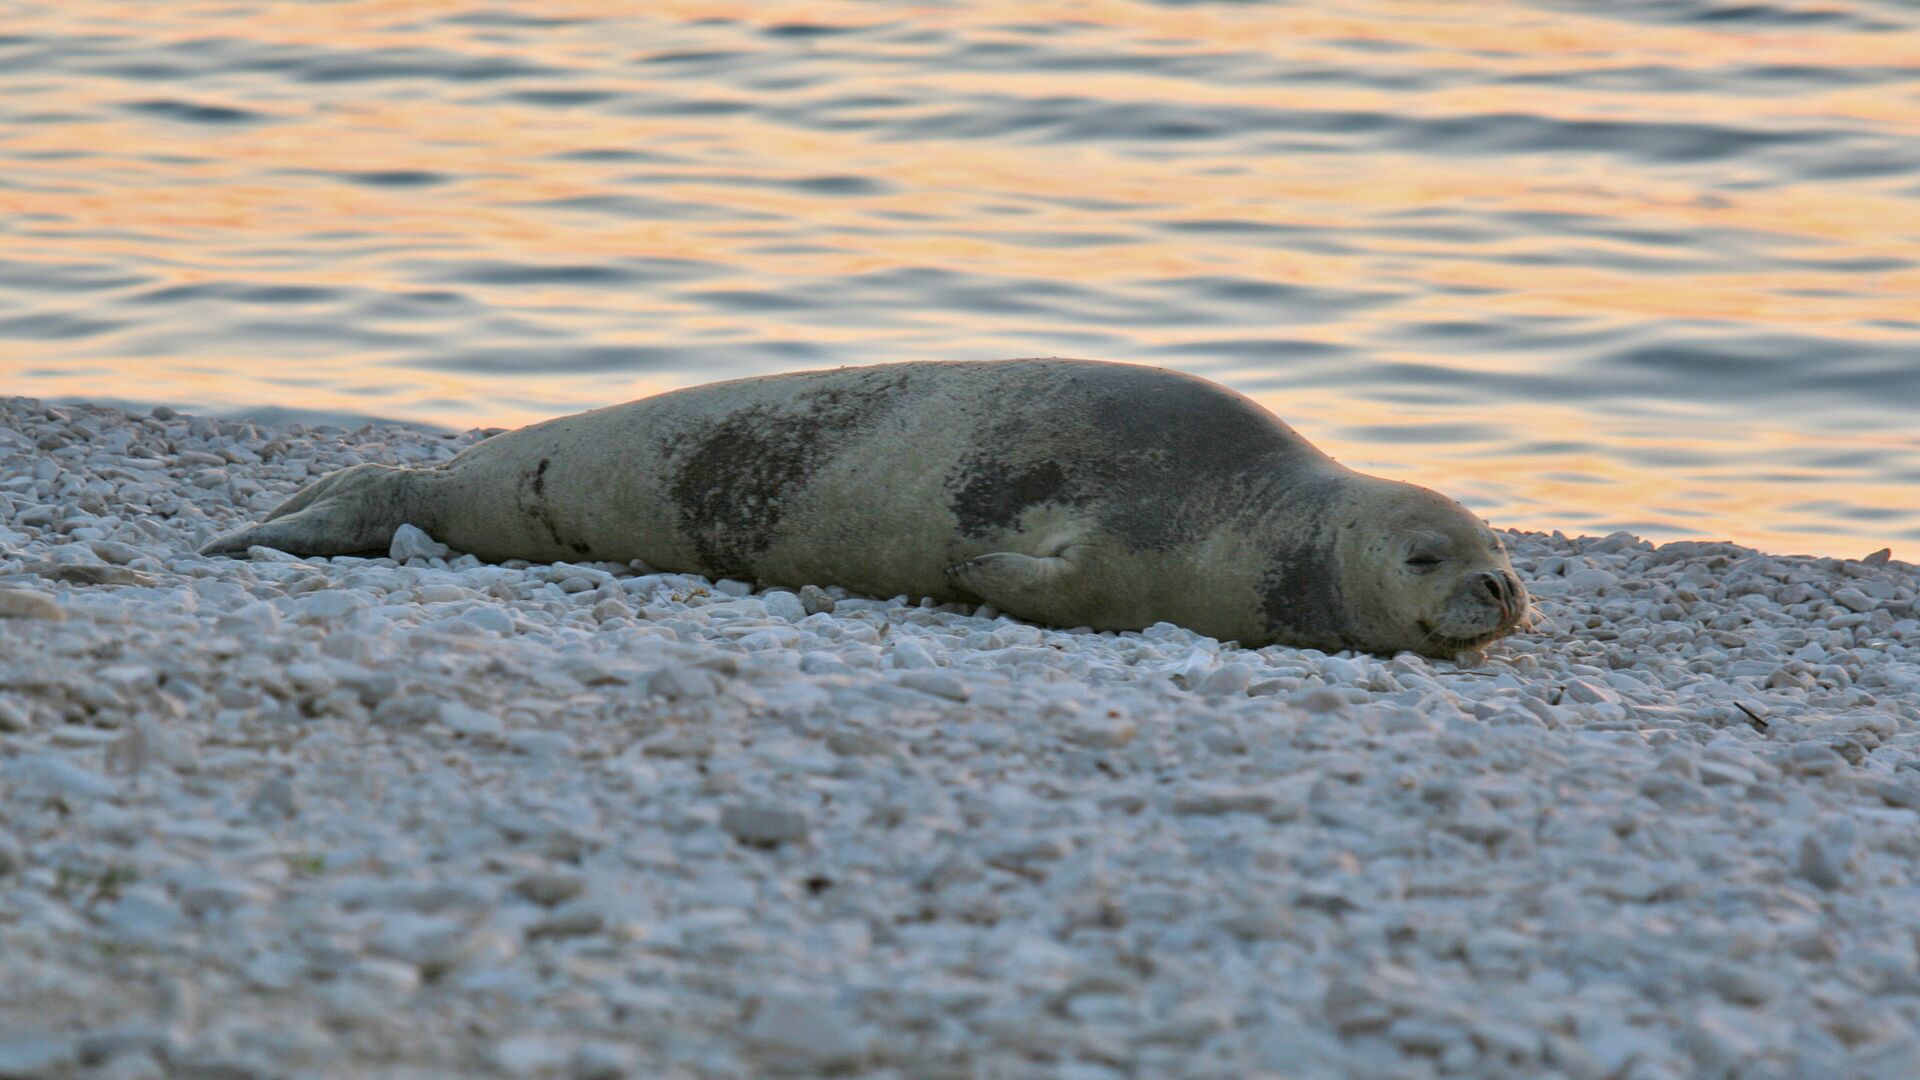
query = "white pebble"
(4, 754, 116, 800)
(389, 523, 451, 562)
(744, 994, 865, 1069)
(0, 589, 63, 620)
(438, 701, 503, 738)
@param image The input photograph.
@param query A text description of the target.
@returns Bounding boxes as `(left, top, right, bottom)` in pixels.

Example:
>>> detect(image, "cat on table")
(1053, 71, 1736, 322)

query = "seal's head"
(1330, 479, 1529, 658)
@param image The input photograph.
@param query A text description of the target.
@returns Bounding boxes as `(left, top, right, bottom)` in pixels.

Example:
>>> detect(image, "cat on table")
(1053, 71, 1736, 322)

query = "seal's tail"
(198, 463, 418, 558)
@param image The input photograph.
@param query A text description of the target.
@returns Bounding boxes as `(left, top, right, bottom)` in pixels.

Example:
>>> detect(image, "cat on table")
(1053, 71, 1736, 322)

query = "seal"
(200, 359, 1528, 656)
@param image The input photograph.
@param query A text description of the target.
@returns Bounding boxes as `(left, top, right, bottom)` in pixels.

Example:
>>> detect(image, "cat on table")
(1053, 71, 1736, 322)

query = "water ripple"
(120, 99, 265, 125)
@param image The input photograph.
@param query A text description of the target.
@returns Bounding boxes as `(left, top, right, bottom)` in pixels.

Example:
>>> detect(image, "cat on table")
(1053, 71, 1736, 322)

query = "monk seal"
(200, 359, 1528, 657)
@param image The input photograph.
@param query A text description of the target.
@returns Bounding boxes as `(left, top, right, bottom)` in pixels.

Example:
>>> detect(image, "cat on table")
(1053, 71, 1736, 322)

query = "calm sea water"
(2, 0, 1916, 558)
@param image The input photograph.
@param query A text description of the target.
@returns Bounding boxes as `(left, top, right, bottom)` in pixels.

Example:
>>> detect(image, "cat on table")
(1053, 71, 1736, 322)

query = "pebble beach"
(3, 395, 1919, 1080)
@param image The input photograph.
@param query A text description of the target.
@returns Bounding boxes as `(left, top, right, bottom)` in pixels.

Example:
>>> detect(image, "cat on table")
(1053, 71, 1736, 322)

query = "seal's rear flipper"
(198, 504, 368, 557)
(198, 463, 416, 558)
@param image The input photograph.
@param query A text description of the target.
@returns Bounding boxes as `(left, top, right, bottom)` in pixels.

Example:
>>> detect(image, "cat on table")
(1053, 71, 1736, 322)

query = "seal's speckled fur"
(201, 358, 1528, 655)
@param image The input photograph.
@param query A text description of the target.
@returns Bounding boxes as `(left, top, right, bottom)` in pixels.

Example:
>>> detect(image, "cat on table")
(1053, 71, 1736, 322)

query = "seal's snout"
(1426, 566, 1529, 654)
(1476, 568, 1526, 625)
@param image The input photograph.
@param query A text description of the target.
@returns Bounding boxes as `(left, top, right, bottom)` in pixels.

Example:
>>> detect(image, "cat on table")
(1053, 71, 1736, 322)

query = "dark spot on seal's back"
(945, 361, 1325, 550)
(1091, 370, 1326, 550)
(667, 373, 906, 578)
(950, 458, 1084, 538)
(514, 452, 570, 549)
(1258, 476, 1350, 648)
(1261, 543, 1348, 650)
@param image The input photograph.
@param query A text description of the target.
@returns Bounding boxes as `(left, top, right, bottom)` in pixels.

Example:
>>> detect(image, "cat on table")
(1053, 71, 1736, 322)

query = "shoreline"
(3, 395, 1919, 1077)
(28, 388, 1906, 565)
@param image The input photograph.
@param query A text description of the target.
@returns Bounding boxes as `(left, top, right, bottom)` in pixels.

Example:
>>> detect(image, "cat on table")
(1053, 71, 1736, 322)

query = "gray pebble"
(722, 802, 810, 846)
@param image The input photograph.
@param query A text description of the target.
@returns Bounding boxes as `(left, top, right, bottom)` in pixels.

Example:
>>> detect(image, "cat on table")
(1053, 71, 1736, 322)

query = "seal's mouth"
(1397, 568, 1529, 658)
(1415, 619, 1511, 655)
(1417, 571, 1530, 656)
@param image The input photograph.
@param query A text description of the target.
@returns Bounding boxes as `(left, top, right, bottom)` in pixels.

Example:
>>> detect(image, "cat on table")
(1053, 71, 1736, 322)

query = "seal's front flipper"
(198, 463, 417, 558)
(946, 550, 1085, 621)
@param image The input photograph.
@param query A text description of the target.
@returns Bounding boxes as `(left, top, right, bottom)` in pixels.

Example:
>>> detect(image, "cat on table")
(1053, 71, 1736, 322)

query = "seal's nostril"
(1478, 570, 1513, 621)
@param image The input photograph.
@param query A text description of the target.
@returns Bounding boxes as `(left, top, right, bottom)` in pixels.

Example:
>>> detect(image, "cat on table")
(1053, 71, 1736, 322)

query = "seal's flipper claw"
(946, 551, 1076, 610)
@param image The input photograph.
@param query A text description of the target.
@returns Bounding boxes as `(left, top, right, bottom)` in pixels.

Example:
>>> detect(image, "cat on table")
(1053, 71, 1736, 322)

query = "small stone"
(888, 639, 937, 669)
(246, 777, 301, 821)
(493, 1035, 570, 1077)
(568, 1042, 634, 1080)
(505, 730, 576, 759)
(895, 670, 970, 702)
(4, 754, 116, 800)
(1862, 547, 1893, 566)
(1831, 587, 1875, 614)
(1561, 678, 1617, 704)
(179, 878, 269, 918)
(99, 891, 186, 946)
(1566, 567, 1619, 590)
(294, 590, 368, 621)
(1193, 662, 1252, 696)
(0, 589, 63, 620)
(646, 666, 717, 701)
(1170, 785, 1276, 816)
(528, 906, 605, 939)
(457, 606, 516, 635)
(1870, 775, 1920, 809)
(1289, 687, 1352, 714)
(0, 1034, 80, 1077)
(1706, 961, 1779, 1005)
(799, 584, 835, 615)
(349, 957, 422, 993)
(762, 590, 806, 621)
(370, 912, 476, 973)
(514, 870, 586, 907)
(1066, 715, 1136, 748)
(1323, 975, 1393, 1035)
(1696, 759, 1756, 787)
(88, 540, 148, 565)
(1797, 833, 1846, 890)
(389, 523, 451, 562)
(1684, 1009, 1764, 1073)
(744, 994, 865, 1069)
(1782, 743, 1844, 776)
(0, 695, 33, 732)
(32, 562, 155, 587)
(438, 701, 503, 738)
(722, 801, 810, 846)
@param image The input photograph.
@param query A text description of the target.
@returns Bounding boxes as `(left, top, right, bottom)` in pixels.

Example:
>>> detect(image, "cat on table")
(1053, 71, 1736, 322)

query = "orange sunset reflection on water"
(1, 0, 1916, 557)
